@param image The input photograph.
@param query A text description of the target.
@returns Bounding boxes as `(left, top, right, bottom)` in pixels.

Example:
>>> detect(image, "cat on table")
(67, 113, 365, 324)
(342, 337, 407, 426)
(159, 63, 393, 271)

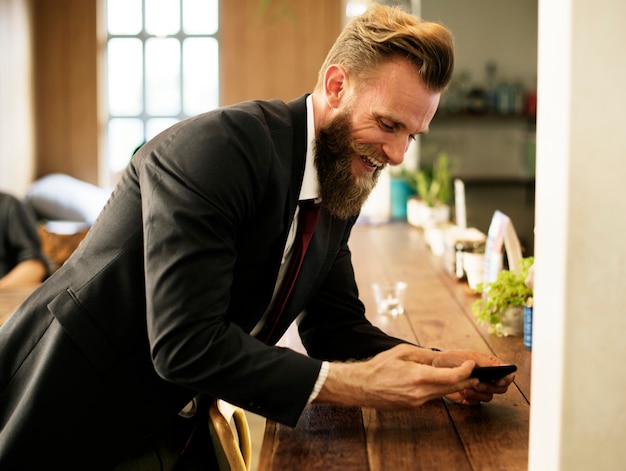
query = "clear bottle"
(496, 81, 513, 115)
(484, 61, 498, 114)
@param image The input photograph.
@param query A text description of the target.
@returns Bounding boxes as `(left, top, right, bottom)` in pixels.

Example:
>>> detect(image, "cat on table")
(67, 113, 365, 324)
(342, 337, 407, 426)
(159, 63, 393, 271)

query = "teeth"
(364, 155, 383, 167)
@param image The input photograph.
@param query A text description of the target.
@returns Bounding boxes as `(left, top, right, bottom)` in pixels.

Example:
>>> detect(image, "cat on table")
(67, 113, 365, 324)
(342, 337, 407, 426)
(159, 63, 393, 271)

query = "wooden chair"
(208, 398, 252, 471)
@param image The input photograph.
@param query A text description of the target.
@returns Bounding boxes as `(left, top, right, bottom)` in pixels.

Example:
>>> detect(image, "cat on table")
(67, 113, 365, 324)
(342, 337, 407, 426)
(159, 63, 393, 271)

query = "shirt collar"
(298, 94, 320, 202)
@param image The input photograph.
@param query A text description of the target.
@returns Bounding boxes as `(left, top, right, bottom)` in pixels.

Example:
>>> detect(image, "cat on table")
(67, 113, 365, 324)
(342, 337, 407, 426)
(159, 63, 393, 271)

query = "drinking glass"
(372, 281, 407, 316)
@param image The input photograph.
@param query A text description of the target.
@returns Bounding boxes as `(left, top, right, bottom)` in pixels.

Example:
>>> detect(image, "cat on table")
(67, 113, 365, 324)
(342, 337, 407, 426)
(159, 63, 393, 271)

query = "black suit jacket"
(0, 95, 405, 469)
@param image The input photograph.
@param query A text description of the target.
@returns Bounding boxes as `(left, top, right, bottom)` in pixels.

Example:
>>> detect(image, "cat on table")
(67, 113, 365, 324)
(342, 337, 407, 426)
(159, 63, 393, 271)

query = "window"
(105, 0, 219, 184)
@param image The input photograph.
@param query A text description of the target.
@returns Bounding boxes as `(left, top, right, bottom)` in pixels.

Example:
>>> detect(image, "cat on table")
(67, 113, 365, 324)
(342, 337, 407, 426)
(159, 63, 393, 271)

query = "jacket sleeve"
(137, 106, 321, 426)
(3, 196, 46, 269)
(297, 218, 408, 361)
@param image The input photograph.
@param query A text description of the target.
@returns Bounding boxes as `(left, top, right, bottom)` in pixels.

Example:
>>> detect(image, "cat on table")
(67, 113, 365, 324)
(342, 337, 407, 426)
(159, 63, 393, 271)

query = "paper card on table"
(454, 178, 467, 229)
(483, 210, 523, 283)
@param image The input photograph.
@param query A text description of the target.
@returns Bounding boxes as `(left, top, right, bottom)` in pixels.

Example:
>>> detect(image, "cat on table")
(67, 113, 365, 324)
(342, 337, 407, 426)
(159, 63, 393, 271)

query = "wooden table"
(0, 284, 39, 326)
(259, 223, 531, 470)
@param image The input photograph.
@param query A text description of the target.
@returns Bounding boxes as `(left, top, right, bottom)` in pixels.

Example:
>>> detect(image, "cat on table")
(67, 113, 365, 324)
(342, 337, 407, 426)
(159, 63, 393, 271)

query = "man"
(0, 5, 513, 469)
(0, 191, 47, 288)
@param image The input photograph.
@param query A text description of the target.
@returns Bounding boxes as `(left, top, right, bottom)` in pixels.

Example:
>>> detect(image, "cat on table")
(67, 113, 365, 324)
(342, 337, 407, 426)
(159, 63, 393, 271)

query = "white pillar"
(530, 0, 626, 469)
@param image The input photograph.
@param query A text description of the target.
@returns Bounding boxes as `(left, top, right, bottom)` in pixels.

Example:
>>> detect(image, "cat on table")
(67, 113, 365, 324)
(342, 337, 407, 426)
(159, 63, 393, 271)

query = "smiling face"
(347, 57, 440, 170)
(314, 56, 441, 219)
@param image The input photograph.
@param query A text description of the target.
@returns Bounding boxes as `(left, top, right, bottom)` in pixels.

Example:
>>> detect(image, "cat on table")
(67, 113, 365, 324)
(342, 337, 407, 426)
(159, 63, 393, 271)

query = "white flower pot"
(407, 198, 450, 228)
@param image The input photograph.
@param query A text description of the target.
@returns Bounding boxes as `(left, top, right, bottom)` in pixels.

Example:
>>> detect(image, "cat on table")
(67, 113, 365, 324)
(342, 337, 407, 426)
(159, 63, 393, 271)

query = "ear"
(323, 64, 349, 109)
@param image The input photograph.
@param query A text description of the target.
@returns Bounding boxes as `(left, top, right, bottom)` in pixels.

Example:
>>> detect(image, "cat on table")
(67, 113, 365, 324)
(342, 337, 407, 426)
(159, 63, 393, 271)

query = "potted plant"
(406, 152, 452, 228)
(471, 256, 534, 336)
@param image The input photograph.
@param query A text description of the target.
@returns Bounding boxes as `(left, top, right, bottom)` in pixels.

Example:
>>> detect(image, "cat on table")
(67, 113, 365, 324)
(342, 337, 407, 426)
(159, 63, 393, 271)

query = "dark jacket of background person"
(0, 191, 47, 279)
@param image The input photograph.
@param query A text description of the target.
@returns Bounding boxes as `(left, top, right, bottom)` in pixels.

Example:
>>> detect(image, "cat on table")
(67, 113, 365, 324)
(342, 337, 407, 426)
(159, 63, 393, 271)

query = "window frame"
(104, 0, 220, 185)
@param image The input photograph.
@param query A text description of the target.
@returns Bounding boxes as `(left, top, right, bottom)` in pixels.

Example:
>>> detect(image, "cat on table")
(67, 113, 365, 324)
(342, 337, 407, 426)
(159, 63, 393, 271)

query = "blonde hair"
(315, 4, 454, 92)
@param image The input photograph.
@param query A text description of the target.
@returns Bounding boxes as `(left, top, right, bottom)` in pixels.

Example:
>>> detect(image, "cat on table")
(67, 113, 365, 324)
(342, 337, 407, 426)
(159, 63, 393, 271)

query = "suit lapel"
(282, 94, 309, 223)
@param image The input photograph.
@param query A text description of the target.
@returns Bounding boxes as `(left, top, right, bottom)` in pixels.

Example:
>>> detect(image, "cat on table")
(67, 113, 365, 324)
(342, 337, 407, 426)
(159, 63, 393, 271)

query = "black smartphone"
(470, 364, 517, 382)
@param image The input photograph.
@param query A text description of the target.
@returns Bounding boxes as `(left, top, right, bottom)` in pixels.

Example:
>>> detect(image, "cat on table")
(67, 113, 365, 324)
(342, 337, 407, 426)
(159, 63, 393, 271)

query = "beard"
(314, 111, 384, 220)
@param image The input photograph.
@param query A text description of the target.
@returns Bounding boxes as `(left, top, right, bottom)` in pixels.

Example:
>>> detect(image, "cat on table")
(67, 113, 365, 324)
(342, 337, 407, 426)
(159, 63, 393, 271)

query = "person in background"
(0, 191, 47, 289)
(0, 5, 513, 470)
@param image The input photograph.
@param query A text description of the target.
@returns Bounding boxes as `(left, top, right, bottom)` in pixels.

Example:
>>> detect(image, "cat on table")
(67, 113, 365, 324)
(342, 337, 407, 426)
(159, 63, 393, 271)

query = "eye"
(408, 134, 417, 142)
(378, 118, 395, 133)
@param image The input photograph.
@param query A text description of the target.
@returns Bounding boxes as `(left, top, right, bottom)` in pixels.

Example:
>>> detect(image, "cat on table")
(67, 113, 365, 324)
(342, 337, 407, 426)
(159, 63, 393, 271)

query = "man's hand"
(432, 349, 515, 405)
(314, 344, 480, 408)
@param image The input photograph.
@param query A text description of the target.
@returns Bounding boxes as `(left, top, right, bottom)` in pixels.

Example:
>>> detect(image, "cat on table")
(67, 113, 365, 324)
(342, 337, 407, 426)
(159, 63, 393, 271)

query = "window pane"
(107, 0, 142, 35)
(145, 0, 180, 36)
(105, 0, 219, 186)
(183, 38, 219, 115)
(345, 0, 369, 20)
(107, 38, 143, 115)
(183, 0, 218, 34)
(107, 118, 144, 175)
(146, 118, 179, 140)
(145, 38, 181, 115)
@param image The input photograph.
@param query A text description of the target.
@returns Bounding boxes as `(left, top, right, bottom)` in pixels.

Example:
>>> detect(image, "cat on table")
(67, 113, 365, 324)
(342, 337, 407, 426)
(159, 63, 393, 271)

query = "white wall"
(422, 0, 538, 90)
(0, 0, 35, 197)
(530, 0, 626, 469)
(418, 0, 538, 179)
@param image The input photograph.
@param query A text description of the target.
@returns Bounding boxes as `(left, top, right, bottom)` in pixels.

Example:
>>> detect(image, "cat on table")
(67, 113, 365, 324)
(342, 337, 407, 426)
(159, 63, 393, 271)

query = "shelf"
(432, 111, 536, 127)
(456, 177, 535, 186)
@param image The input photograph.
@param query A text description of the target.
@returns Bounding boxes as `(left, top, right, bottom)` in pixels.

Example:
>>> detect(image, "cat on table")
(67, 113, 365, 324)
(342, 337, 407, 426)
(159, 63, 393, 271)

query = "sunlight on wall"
(0, 0, 35, 196)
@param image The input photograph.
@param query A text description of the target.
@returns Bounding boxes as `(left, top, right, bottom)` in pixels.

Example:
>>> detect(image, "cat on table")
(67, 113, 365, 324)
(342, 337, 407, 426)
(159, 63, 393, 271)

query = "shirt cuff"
(307, 361, 330, 404)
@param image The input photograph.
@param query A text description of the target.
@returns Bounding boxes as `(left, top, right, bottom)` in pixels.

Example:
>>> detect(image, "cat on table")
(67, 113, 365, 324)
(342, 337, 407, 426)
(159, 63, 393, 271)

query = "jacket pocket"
(48, 289, 118, 374)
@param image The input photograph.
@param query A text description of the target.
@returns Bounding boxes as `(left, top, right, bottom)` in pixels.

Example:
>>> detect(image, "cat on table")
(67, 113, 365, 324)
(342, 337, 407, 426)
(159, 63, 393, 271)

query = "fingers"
(444, 390, 489, 406)
(476, 374, 515, 392)
(437, 355, 515, 406)
(361, 346, 512, 409)
(361, 352, 480, 408)
(424, 360, 479, 399)
(459, 388, 494, 404)
(451, 372, 515, 404)
(388, 343, 439, 365)
(432, 349, 501, 368)
(481, 371, 515, 387)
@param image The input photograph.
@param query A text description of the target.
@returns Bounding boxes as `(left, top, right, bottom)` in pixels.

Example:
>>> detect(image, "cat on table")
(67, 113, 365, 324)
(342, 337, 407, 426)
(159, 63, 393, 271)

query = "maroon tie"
(258, 200, 320, 343)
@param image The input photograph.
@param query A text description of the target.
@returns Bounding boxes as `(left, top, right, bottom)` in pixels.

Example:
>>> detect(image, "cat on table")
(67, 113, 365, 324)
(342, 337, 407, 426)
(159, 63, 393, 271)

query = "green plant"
(471, 256, 534, 333)
(412, 153, 452, 207)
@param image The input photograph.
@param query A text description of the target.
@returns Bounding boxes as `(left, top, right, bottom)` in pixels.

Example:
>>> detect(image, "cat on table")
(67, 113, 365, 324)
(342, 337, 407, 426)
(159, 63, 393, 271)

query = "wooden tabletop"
(0, 284, 39, 327)
(259, 222, 531, 471)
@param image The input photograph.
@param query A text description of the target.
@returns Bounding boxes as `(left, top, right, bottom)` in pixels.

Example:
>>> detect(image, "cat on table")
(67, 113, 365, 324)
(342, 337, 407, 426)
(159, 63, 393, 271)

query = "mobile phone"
(470, 364, 517, 382)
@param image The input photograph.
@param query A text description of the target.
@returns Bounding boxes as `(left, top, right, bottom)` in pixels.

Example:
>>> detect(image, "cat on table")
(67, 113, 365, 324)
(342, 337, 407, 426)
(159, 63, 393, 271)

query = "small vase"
(495, 305, 525, 337)
(407, 198, 450, 228)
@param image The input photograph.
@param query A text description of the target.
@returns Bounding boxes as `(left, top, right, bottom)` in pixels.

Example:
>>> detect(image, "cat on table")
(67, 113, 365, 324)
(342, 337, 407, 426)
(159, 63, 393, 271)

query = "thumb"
(455, 359, 476, 378)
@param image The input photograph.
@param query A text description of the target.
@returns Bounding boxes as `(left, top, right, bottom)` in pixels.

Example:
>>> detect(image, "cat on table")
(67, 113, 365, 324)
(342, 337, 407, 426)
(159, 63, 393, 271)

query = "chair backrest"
(208, 398, 252, 471)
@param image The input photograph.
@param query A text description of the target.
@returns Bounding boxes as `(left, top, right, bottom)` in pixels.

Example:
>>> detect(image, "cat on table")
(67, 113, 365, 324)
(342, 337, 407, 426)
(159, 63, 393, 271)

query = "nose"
(382, 135, 412, 166)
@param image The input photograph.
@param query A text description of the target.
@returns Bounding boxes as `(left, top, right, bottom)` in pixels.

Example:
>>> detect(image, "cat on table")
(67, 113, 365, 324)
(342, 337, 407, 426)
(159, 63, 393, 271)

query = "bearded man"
(0, 5, 513, 470)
